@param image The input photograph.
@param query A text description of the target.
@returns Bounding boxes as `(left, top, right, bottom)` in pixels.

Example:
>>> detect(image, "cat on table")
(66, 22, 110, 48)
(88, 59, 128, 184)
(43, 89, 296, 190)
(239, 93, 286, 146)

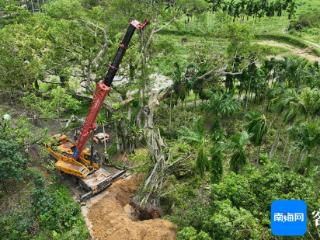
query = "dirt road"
(81, 174, 177, 240)
(256, 40, 320, 62)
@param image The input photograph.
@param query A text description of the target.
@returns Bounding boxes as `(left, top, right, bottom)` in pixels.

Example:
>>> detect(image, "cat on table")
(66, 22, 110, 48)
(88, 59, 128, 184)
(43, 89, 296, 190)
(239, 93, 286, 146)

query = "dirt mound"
(83, 174, 177, 240)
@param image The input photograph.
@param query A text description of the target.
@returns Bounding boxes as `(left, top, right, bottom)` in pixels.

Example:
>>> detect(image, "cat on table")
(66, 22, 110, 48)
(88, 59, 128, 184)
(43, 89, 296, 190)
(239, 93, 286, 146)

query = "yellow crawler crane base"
(46, 134, 99, 178)
(46, 134, 126, 201)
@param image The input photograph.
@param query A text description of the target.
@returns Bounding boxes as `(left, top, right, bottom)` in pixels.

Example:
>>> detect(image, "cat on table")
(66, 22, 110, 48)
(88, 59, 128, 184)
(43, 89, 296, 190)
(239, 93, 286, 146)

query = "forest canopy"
(0, 0, 320, 239)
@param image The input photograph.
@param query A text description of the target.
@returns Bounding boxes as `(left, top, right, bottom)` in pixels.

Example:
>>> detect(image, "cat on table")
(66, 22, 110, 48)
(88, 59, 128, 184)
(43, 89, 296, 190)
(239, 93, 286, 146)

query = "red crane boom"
(73, 19, 148, 158)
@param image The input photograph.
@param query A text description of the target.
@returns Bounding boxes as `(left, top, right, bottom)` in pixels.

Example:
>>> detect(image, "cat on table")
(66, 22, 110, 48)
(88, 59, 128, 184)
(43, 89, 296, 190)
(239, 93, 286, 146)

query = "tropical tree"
(22, 86, 80, 121)
(292, 125, 320, 173)
(229, 131, 249, 173)
(172, 62, 189, 106)
(208, 0, 296, 19)
(178, 118, 209, 176)
(196, 146, 209, 177)
(0, 138, 28, 190)
(208, 92, 240, 117)
(271, 88, 305, 123)
(289, 120, 320, 154)
(210, 143, 223, 183)
(299, 87, 320, 116)
(271, 87, 320, 123)
(246, 112, 268, 161)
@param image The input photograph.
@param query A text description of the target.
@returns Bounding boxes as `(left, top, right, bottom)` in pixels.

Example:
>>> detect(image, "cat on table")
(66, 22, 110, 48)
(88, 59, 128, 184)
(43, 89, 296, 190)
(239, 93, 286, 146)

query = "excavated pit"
(81, 174, 176, 240)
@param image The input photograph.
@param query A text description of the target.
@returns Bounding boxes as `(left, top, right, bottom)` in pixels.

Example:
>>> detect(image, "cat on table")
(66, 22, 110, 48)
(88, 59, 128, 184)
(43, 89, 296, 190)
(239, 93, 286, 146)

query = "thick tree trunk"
(269, 133, 280, 158)
(136, 91, 169, 207)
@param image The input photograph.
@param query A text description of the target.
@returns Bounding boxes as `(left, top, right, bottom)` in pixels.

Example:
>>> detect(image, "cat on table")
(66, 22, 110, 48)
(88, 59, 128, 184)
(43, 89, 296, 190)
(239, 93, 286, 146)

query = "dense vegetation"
(0, 0, 320, 239)
(0, 114, 89, 239)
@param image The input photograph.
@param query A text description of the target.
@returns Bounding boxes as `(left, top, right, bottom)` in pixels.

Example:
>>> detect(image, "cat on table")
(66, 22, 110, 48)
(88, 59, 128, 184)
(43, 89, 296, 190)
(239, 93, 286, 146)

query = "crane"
(46, 20, 148, 201)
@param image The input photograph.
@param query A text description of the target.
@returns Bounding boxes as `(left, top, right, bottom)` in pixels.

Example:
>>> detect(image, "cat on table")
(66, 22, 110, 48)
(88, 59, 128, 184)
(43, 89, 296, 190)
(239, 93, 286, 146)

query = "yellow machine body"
(46, 134, 100, 178)
(46, 134, 126, 201)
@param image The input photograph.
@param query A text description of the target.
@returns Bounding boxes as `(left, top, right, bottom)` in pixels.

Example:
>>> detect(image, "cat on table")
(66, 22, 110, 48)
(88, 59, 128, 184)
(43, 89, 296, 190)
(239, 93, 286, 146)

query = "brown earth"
(82, 174, 177, 240)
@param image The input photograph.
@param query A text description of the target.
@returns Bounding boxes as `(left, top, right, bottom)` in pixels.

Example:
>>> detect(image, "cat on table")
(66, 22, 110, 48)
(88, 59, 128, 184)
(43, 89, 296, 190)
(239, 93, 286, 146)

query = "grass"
(250, 0, 320, 47)
(252, 42, 290, 56)
(256, 34, 320, 57)
(152, 33, 228, 75)
(293, 28, 320, 45)
(157, 0, 320, 61)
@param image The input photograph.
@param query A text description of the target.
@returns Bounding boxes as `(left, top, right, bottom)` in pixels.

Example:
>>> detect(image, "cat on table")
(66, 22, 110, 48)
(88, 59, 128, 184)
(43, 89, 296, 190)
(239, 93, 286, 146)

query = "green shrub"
(0, 169, 89, 240)
(129, 148, 150, 172)
(204, 200, 264, 240)
(170, 200, 211, 231)
(32, 184, 83, 231)
(22, 87, 80, 119)
(171, 162, 320, 239)
(211, 172, 257, 211)
(0, 210, 34, 240)
(289, 11, 320, 31)
(0, 138, 29, 185)
(30, 173, 89, 238)
(177, 227, 212, 240)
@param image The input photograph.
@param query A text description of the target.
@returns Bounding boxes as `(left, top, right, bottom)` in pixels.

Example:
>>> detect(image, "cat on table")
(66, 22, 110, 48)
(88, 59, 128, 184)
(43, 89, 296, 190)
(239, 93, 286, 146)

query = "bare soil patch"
(82, 174, 177, 240)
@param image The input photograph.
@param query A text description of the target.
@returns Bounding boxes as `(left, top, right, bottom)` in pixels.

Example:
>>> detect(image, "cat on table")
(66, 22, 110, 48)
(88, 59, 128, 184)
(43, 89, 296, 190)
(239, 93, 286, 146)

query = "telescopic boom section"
(73, 20, 148, 159)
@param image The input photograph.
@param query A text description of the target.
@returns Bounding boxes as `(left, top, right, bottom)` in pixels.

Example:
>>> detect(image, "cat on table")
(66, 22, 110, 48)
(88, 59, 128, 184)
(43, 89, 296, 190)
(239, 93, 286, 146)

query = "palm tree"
(178, 118, 209, 176)
(172, 62, 188, 106)
(196, 145, 209, 177)
(271, 87, 320, 123)
(210, 143, 223, 183)
(289, 120, 320, 152)
(208, 92, 240, 117)
(287, 1, 296, 19)
(271, 88, 306, 123)
(283, 57, 308, 88)
(229, 131, 249, 173)
(299, 87, 320, 116)
(246, 112, 268, 162)
(289, 120, 320, 173)
(246, 112, 268, 145)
